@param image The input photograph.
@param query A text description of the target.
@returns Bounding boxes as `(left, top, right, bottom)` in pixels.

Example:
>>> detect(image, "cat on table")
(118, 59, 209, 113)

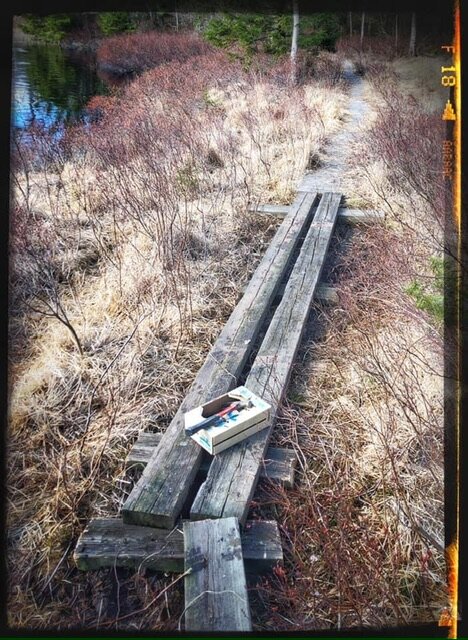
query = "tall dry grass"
(8, 42, 347, 629)
(245, 57, 449, 631)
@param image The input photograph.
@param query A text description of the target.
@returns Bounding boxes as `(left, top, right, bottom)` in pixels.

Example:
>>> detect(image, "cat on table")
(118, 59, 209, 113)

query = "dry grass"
(8, 47, 448, 632)
(390, 55, 451, 114)
(249, 227, 447, 630)
(245, 57, 448, 631)
(8, 44, 346, 629)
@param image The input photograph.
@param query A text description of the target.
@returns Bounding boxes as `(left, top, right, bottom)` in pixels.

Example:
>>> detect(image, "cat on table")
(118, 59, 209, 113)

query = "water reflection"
(12, 44, 111, 130)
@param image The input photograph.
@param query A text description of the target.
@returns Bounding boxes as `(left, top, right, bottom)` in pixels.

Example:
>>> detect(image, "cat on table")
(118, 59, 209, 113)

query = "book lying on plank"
(184, 386, 271, 455)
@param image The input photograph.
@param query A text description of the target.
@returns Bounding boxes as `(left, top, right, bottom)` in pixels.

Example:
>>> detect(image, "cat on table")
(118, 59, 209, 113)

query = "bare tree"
(348, 11, 353, 36)
(409, 12, 416, 56)
(395, 13, 398, 54)
(174, 0, 179, 32)
(360, 12, 365, 51)
(290, 0, 300, 85)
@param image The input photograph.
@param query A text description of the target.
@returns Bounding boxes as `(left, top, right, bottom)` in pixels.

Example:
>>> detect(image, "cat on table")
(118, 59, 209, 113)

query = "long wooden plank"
(74, 518, 282, 574)
(126, 432, 297, 488)
(191, 192, 342, 525)
(183, 518, 251, 631)
(121, 191, 318, 528)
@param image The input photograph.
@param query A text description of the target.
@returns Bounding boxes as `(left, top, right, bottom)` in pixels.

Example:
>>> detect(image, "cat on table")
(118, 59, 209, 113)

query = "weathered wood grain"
(248, 203, 290, 217)
(125, 432, 164, 469)
(126, 432, 297, 488)
(191, 192, 342, 525)
(74, 517, 283, 574)
(183, 518, 251, 631)
(275, 282, 338, 304)
(121, 191, 318, 528)
(338, 208, 384, 224)
(315, 284, 339, 304)
(249, 203, 383, 225)
(261, 447, 297, 489)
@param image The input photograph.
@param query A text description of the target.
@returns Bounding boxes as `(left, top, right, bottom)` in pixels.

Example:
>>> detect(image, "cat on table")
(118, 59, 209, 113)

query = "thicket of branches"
(8, 37, 348, 629)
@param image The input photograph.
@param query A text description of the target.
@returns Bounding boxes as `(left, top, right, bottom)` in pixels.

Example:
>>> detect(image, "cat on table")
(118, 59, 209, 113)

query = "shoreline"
(12, 22, 101, 53)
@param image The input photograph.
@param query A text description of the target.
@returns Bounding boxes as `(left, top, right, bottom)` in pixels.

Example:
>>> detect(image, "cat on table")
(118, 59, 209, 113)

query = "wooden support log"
(274, 282, 338, 303)
(315, 284, 339, 304)
(126, 432, 297, 489)
(338, 208, 384, 224)
(249, 203, 383, 225)
(183, 518, 252, 631)
(190, 192, 342, 525)
(74, 517, 283, 574)
(248, 203, 290, 217)
(121, 191, 318, 529)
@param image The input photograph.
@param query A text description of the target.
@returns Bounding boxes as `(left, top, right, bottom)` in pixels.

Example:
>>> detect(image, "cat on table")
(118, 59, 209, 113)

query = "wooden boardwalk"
(183, 518, 252, 631)
(75, 517, 282, 574)
(74, 184, 383, 630)
(191, 192, 342, 525)
(121, 191, 319, 529)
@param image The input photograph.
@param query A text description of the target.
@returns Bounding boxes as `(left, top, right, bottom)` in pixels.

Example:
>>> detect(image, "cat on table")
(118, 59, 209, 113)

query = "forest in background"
(15, 9, 450, 56)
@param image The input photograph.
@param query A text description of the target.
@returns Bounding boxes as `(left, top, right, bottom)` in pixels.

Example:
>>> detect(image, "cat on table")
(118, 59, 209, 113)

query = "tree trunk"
(395, 13, 398, 54)
(290, 0, 299, 85)
(174, 0, 179, 32)
(348, 11, 353, 37)
(409, 12, 416, 56)
(360, 12, 365, 51)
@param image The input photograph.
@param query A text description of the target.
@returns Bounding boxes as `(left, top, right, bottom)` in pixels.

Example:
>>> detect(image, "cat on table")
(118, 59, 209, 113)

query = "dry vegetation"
(247, 54, 450, 630)
(8, 23, 450, 628)
(96, 30, 212, 74)
(8, 37, 349, 629)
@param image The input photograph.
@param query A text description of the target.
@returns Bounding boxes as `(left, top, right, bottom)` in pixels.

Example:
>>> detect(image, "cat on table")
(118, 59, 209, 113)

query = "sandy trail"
(298, 60, 370, 195)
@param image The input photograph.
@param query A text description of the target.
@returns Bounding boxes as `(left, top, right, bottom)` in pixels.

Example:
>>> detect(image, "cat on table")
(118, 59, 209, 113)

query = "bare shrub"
(9, 39, 351, 629)
(336, 34, 400, 61)
(346, 66, 447, 259)
(96, 30, 213, 75)
(247, 222, 445, 631)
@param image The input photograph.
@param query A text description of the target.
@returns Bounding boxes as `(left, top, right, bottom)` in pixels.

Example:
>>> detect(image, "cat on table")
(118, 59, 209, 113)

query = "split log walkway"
(190, 192, 342, 525)
(74, 188, 383, 631)
(122, 190, 319, 529)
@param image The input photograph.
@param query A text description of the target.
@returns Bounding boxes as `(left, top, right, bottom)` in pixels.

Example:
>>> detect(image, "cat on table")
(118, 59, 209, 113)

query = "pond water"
(11, 43, 112, 131)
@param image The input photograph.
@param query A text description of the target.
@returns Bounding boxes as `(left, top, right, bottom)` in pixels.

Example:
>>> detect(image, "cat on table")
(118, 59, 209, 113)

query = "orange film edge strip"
(452, 2, 461, 638)
(438, 3, 460, 637)
(442, 3, 461, 639)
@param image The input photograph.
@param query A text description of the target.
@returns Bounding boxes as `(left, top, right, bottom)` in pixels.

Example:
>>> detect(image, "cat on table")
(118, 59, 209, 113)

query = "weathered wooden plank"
(261, 447, 297, 489)
(125, 432, 164, 469)
(249, 204, 383, 225)
(74, 517, 283, 574)
(338, 208, 384, 224)
(248, 203, 290, 217)
(121, 191, 318, 528)
(315, 284, 339, 304)
(126, 432, 297, 488)
(275, 282, 338, 303)
(191, 192, 342, 525)
(183, 518, 252, 631)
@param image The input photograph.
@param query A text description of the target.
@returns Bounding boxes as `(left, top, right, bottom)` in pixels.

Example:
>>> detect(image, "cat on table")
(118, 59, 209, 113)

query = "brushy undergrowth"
(96, 30, 213, 74)
(8, 40, 347, 630)
(8, 39, 449, 630)
(241, 56, 449, 631)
